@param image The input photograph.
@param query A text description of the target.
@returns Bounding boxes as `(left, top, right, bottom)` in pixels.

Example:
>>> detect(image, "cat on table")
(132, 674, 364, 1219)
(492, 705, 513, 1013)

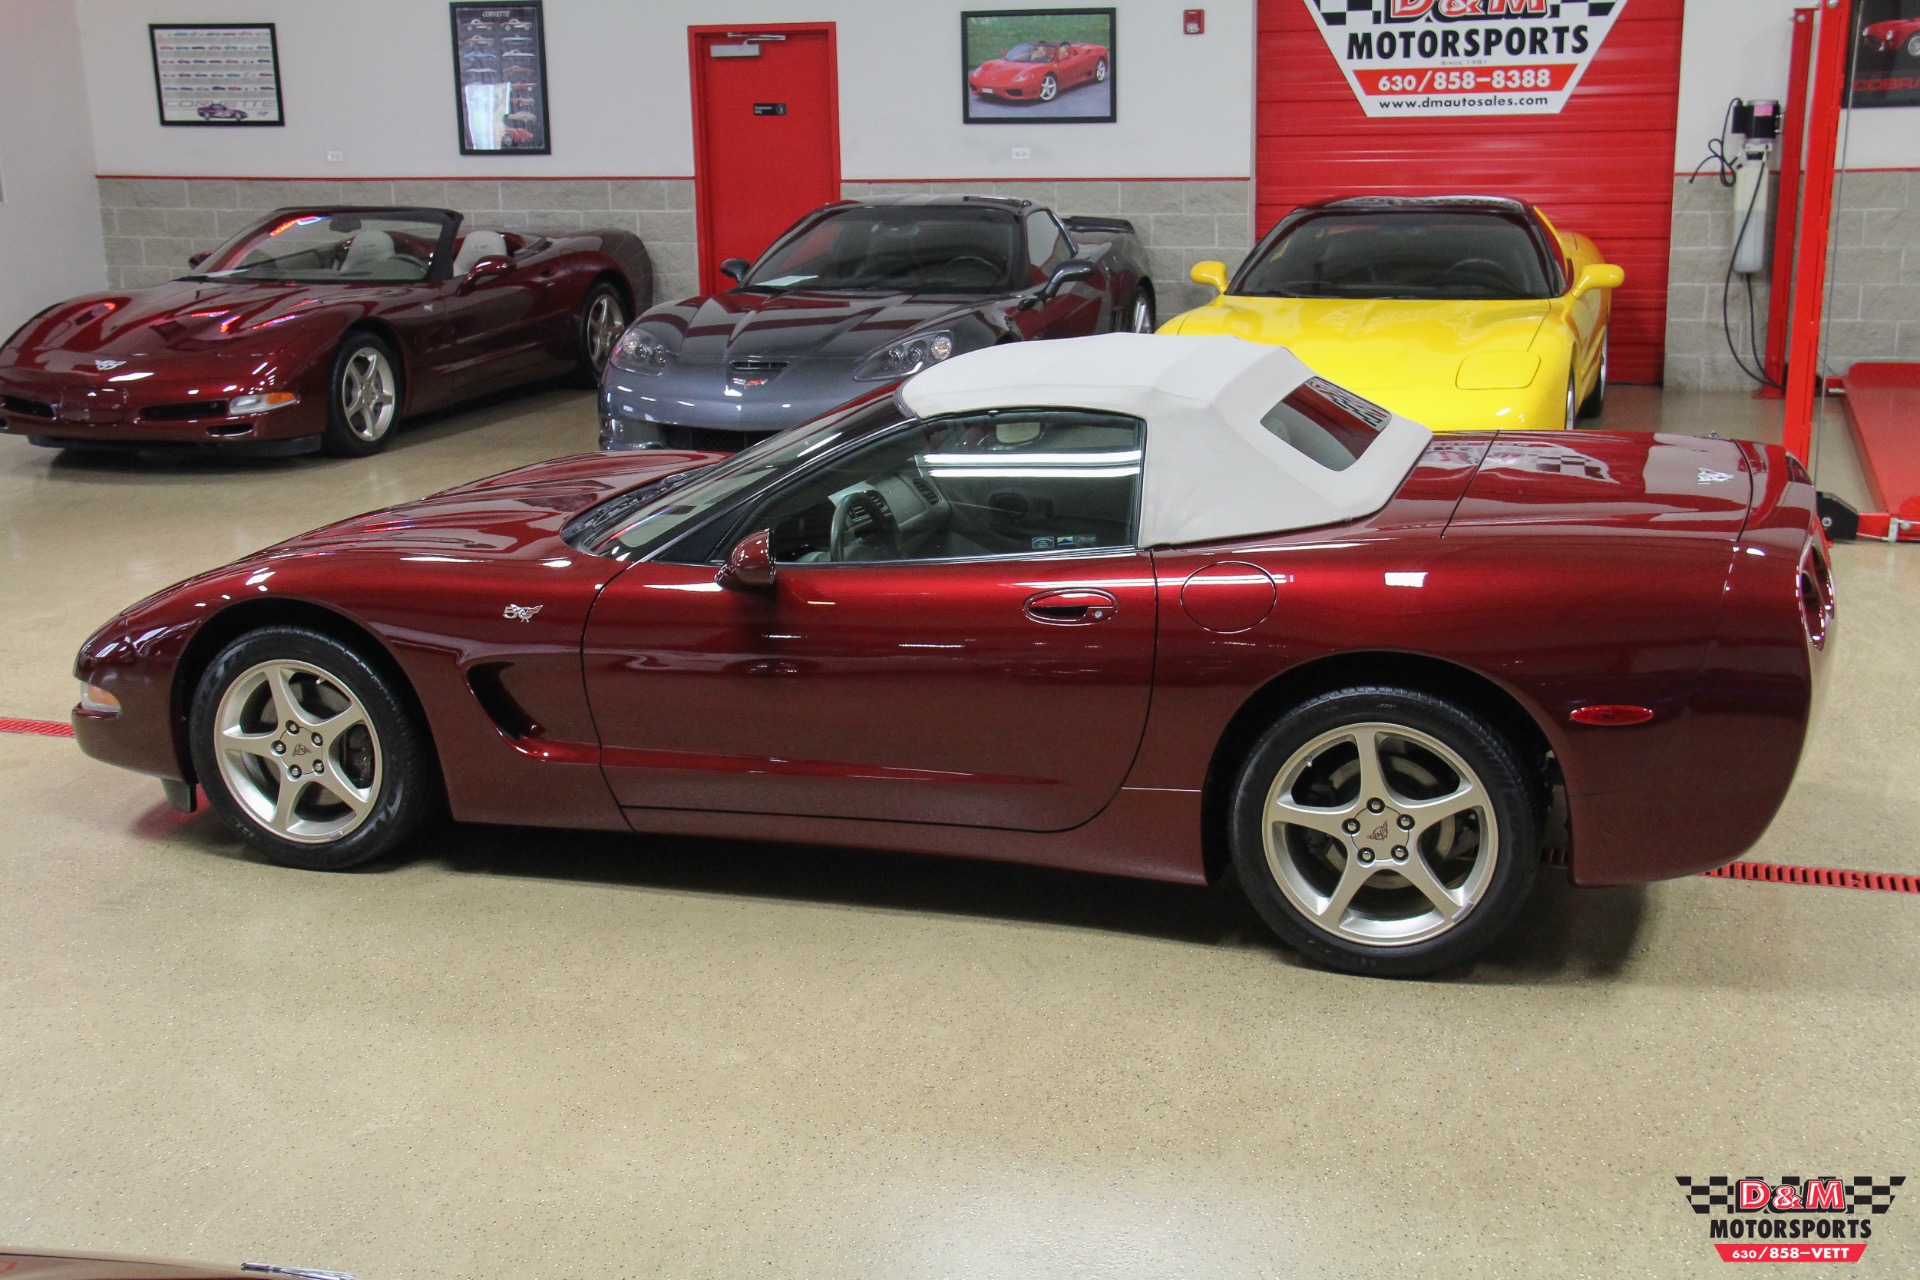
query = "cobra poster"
(1303, 0, 1628, 118)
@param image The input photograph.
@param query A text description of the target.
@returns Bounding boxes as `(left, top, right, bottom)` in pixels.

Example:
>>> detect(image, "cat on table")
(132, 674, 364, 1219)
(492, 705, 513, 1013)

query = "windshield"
(1001, 42, 1058, 62)
(1237, 211, 1554, 300)
(193, 211, 449, 283)
(586, 396, 911, 559)
(740, 206, 1021, 295)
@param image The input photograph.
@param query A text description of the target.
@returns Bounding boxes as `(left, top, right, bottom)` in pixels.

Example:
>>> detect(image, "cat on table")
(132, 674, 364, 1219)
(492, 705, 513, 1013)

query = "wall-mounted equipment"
(1729, 99, 1781, 275)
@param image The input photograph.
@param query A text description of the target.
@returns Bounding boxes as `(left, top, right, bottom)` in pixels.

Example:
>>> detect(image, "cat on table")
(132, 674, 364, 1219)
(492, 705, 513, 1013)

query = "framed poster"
(451, 2, 552, 154)
(1847, 0, 1920, 109)
(962, 8, 1116, 124)
(148, 24, 283, 126)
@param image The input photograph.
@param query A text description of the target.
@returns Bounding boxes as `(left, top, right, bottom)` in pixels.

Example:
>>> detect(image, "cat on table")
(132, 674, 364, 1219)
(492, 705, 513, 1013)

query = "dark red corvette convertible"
(71, 336, 1831, 976)
(0, 206, 651, 457)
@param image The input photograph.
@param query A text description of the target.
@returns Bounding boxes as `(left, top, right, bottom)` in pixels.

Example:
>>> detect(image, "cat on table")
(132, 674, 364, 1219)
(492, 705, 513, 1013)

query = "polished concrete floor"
(1, 386, 1915, 1278)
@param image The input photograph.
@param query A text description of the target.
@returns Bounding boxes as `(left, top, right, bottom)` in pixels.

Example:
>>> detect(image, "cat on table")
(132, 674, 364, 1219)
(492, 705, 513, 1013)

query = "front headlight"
(1455, 351, 1541, 391)
(611, 326, 672, 375)
(852, 330, 956, 383)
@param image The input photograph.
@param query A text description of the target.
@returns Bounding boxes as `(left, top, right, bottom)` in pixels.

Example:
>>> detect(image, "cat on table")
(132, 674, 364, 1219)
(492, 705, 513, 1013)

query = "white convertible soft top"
(898, 333, 1435, 547)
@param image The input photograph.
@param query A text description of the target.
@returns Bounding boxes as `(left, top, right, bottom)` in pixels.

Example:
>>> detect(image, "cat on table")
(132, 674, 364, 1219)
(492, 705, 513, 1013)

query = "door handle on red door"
(1023, 588, 1118, 625)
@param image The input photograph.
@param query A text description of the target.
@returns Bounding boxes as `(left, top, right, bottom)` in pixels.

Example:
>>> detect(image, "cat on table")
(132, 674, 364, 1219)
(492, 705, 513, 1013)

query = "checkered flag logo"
(1676, 1176, 1735, 1215)
(1850, 1176, 1906, 1214)
(1676, 1175, 1905, 1215)
(1309, 1, 1618, 26)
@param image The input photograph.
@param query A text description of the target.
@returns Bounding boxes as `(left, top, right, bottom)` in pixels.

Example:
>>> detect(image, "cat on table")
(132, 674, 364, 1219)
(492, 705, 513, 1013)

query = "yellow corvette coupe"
(1162, 196, 1622, 432)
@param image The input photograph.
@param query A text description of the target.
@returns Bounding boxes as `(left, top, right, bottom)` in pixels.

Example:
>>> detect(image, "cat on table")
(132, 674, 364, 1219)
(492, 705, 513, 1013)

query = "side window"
(1025, 212, 1074, 283)
(732, 411, 1143, 564)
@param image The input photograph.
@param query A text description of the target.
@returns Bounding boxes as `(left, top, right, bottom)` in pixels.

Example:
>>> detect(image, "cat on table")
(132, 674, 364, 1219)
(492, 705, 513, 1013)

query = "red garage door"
(1256, 0, 1683, 383)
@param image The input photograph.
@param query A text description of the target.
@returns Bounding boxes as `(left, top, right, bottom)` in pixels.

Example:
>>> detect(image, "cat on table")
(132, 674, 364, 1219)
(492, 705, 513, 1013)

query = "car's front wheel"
(1038, 73, 1059, 101)
(1228, 687, 1540, 977)
(189, 626, 437, 870)
(1908, 32, 1920, 57)
(1579, 333, 1608, 419)
(321, 333, 402, 457)
(1095, 58, 1109, 82)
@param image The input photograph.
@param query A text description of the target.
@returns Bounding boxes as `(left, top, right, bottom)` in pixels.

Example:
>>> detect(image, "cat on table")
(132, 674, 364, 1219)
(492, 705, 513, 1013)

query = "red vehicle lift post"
(1760, 7, 1815, 398)
(1780, 0, 1850, 467)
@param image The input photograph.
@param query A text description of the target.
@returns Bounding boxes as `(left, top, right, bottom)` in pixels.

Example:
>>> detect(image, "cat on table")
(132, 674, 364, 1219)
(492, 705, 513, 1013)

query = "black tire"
(575, 280, 628, 386)
(321, 332, 403, 457)
(188, 626, 437, 871)
(1578, 334, 1608, 419)
(1227, 686, 1540, 977)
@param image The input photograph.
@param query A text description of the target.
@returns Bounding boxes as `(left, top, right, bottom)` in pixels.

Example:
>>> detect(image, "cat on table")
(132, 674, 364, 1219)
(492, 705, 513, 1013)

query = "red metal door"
(1255, 0, 1683, 383)
(689, 25, 841, 295)
(581, 553, 1157, 831)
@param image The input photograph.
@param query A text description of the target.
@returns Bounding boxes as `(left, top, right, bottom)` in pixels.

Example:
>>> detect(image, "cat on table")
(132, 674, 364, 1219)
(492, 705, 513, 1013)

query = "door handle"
(1023, 588, 1118, 625)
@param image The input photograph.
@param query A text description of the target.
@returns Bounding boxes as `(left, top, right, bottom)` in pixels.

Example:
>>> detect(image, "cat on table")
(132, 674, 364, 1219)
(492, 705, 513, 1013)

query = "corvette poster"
(1302, 0, 1628, 118)
(148, 24, 283, 126)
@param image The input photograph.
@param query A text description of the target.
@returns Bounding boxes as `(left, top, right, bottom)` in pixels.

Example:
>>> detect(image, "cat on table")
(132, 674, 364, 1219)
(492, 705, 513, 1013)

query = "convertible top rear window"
(1259, 377, 1388, 472)
(1237, 211, 1554, 301)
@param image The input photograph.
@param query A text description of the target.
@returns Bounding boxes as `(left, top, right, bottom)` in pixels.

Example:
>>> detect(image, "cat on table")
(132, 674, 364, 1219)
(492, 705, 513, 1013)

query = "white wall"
(0, 0, 107, 336)
(76, 0, 1253, 181)
(1674, 0, 1920, 171)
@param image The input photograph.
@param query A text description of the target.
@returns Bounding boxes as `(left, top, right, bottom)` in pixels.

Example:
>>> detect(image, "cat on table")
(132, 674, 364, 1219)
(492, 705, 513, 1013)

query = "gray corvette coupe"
(597, 194, 1153, 451)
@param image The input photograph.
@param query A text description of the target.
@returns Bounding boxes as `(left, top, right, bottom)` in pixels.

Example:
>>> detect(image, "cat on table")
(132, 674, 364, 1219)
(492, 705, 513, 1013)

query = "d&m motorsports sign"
(1305, 0, 1627, 116)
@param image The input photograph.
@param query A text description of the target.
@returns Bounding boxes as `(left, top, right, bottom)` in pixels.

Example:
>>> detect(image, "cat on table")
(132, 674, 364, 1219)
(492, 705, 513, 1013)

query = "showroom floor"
(1, 387, 1915, 1278)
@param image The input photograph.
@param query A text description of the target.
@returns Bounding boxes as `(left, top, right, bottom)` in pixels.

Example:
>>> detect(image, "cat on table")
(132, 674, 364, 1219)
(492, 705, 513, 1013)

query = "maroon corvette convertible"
(71, 336, 1830, 976)
(0, 206, 651, 457)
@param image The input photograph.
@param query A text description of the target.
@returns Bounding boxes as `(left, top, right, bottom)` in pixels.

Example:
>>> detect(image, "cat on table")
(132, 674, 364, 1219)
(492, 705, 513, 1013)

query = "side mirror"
(187, 250, 210, 269)
(718, 257, 752, 284)
(716, 528, 776, 590)
(1038, 258, 1097, 300)
(1189, 260, 1230, 296)
(461, 255, 516, 292)
(1567, 262, 1624, 303)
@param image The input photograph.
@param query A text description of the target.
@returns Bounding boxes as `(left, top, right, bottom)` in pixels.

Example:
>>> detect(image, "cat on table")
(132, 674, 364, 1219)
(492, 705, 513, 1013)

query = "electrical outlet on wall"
(1010, 146, 1031, 161)
(325, 150, 344, 163)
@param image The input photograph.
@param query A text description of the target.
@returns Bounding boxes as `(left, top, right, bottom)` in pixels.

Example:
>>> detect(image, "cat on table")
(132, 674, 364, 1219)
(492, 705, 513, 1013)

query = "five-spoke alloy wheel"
(1229, 687, 1539, 976)
(190, 627, 437, 869)
(579, 282, 627, 383)
(323, 333, 402, 456)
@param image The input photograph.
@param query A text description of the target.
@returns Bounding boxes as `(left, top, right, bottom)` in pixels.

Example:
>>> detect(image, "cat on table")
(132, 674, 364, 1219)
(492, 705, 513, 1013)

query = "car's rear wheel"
(577, 281, 627, 385)
(1127, 287, 1155, 333)
(189, 627, 436, 871)
(321, 333, 401, 457)
(1228, 687, 1540, 977)
(1578, 333, 1608, 419)
(1562, 372, 1579, 430)
(1039, 74, 1059, 101)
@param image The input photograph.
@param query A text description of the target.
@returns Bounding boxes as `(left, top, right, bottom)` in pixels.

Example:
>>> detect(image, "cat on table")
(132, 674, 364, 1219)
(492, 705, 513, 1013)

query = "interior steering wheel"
(1443, 257, 1508, 279)
(829, 488, 902, 560)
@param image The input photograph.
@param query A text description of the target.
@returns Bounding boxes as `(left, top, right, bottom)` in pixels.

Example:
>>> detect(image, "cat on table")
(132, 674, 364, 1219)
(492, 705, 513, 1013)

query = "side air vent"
(467, 662, 540, 740)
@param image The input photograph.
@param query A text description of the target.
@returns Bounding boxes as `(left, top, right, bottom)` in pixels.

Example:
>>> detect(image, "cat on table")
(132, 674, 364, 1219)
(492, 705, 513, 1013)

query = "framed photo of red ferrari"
(1849, 0, 1920, 108)
(450, 1, 551, 153)
(963, 8, 1116, 123)
(147, 24, 284, 126)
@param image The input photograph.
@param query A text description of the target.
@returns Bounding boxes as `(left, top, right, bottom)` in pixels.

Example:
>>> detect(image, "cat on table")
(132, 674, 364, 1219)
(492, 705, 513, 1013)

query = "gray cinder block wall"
(96, 177, 700, 303)
(94, 175, 1252, 321)
(1663, 170, 1920, 390)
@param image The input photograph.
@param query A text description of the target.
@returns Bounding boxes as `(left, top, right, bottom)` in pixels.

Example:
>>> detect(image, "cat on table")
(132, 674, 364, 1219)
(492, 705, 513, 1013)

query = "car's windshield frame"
(183, 207, 461, 285)
(736, 204, 1026, 296)
(1230, 205, 1565, 302)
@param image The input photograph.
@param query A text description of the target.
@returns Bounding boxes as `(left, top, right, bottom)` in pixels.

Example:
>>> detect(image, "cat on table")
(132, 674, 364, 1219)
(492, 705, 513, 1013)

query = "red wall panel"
(1255, 0, 1684, 383)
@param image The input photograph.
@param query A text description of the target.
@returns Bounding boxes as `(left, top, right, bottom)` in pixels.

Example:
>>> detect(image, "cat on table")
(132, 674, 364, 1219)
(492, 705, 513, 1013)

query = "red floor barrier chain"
(1703, 860, 1920, 895)
(0, 717, 75, 738)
